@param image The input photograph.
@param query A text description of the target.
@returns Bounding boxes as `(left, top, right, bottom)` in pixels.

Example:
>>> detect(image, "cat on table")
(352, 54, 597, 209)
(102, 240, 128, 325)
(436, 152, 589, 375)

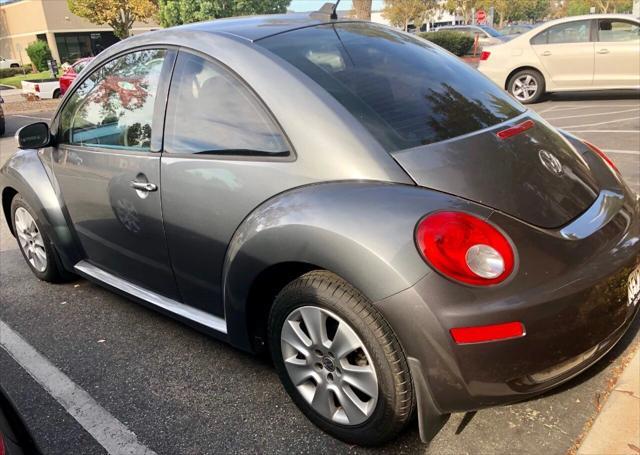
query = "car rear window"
(259, 22, 524, 151)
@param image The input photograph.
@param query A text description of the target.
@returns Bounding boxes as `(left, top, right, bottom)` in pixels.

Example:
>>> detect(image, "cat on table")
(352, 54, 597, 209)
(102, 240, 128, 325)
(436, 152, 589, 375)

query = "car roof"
(168, 12, 361, 42)
(540, 13, 639, 27)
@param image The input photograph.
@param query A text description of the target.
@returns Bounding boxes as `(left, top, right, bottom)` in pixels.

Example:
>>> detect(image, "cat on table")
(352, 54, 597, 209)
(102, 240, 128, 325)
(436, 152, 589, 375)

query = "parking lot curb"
(577, 347, 640, 455)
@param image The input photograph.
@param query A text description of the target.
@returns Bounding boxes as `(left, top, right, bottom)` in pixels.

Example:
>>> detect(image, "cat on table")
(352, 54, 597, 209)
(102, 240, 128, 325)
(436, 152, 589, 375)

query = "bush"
(419, 31, 475, 56)
(26, 41, 53, 71)
(0, 65, 33, 79)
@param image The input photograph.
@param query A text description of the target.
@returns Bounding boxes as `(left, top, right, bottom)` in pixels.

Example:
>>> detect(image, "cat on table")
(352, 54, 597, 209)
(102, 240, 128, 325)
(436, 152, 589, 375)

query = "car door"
(531, 19, 595, 89)
(160, 50, 305, 316)
(51, 48, 181, 299)
(594, 18, 640, 88)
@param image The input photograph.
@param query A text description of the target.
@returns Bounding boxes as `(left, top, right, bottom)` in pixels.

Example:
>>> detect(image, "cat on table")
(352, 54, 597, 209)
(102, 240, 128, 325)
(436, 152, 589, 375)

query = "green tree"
(565, 0, 631, 14)
(26, 41, 53, 71)
(383, 0, 435, 31)
(67, 0, 158, 39)
(157, 0, 290, 27)
(444, 0, 478, 24)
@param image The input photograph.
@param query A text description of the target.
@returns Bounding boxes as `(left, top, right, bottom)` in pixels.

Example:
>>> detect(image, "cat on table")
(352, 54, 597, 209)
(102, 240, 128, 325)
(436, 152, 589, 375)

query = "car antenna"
(331, 0, 341, 20)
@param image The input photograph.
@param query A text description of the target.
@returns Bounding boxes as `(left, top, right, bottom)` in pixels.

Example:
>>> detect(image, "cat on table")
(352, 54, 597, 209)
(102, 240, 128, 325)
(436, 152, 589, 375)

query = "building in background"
(0, 0, 159, 65)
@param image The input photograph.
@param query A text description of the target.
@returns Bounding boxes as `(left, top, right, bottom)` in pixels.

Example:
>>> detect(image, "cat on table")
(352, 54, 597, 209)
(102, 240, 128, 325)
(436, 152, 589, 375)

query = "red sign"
(476, 9, 486, 23)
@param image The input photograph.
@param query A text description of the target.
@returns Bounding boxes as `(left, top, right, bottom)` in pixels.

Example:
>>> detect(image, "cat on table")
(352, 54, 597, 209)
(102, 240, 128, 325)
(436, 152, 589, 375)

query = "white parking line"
(603, 149, 640, 156)
(568, 130, 640, 133)
(544, 107, 640, 121)
(539, 104, 640, 112)
(558, 116, 640, 129)
(0, 320, 157, 455)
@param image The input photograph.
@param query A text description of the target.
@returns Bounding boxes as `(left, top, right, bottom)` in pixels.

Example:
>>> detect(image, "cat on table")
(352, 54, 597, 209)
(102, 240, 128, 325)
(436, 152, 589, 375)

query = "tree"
(353, 0, 373, 19)
(26, 41, 53, 71)
(67, 0, 158, 39)
(157, 0, 290, 27)
(444, 0, 478, 24)
(383, 0, 436, 31)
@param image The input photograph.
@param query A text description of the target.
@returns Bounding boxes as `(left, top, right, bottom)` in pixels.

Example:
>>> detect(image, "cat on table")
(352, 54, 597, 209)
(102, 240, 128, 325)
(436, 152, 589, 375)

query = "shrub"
(419, 31, 475, 56)
(26, 40, 53, 71)
(0, 66, 33, 79)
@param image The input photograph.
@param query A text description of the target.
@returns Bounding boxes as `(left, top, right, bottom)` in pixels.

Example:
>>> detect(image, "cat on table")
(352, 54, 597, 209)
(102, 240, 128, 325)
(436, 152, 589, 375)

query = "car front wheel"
(508, 69, 545, 104)
(11, 194, 68, 282)
(269, 270, 414, 446)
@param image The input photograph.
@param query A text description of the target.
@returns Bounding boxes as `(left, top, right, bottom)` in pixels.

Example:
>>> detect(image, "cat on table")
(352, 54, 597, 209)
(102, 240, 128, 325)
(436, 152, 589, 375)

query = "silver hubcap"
(512, 75, 538, 101)
(281, 306, 379, 425)
(14, 207, 47, 273)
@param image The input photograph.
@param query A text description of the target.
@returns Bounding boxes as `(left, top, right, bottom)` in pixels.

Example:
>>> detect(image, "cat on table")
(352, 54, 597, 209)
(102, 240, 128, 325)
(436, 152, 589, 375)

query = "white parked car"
(21, 79, 61, 99)
(478, 14, 640, 103)
(437, 25, 508, 47)
(0, 56, 20, 69)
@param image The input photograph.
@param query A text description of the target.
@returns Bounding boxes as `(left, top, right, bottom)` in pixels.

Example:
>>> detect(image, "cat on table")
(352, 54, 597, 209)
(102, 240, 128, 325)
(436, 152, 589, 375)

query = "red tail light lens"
(416, 211, 515, 285)
(35, 84, 40, 92)
(450, 322, 525, 344)
(583, 140, 619, 174)
(496, 119, 535, 140)
(480, 51, 491, 61)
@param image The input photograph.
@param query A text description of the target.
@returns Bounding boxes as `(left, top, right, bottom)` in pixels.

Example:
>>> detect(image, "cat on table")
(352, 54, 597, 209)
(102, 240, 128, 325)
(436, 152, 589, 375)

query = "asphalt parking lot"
(0, 92, 639, 455)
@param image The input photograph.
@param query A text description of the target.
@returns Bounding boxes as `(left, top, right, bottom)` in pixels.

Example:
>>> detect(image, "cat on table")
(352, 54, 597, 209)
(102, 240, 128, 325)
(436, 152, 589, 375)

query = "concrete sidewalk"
(578, 348, 640, 455)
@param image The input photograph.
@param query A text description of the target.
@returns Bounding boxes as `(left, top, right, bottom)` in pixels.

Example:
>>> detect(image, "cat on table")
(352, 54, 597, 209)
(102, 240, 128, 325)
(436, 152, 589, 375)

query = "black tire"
(10, 63, 19, 68)
(508, 69, 545, 104)
(11, 194, 68, 283)
(52, 89, 61, 99)
(269, 270, 414, 446)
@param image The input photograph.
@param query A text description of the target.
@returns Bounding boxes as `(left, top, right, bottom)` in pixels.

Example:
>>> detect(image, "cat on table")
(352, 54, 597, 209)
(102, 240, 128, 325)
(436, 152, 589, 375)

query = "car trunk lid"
(390, 114, 602, 228)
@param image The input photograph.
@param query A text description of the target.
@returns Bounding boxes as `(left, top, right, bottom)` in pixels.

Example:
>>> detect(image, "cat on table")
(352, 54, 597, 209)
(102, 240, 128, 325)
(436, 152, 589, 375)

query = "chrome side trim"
(559, 189, 625, 240)
(74, 260, 227, 334)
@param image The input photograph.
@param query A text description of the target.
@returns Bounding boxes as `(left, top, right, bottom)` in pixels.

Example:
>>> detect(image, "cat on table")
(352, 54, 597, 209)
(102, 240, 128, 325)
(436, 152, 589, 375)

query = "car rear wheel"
(11, 194, 68, 282)
(508, 69, 545, 104)
(268, 270, 414, 446)
(52, 89, 61, 99)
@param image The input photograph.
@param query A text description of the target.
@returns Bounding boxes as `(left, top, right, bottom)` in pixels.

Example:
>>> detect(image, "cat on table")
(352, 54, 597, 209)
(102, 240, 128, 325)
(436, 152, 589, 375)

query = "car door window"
(59, 49, 167, 151)
(164, 51, 288, 156)
(546, 20, 591, 44)
(598, 20, 639, 42)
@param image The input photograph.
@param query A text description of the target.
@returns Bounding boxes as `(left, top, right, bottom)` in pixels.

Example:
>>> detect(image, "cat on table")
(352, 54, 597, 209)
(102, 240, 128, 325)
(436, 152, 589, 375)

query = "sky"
(0, 0, 386, 12)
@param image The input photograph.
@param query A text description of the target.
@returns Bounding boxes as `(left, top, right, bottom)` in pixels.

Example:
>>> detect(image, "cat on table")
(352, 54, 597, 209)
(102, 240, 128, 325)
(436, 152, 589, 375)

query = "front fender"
(222, 181, 493, 350)
(0, 148, 81, 270)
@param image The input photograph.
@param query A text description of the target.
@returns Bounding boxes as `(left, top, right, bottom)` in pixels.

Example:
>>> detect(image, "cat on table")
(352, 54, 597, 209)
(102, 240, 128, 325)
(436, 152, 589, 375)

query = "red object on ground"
(59, 57, 93, 96)
(450, 322, 525, 344)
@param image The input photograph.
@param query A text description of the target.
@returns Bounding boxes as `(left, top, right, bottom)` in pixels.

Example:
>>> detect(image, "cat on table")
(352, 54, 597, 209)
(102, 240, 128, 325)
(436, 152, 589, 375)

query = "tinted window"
(73, 60, 88, 73)
(598, 20, 639, 42)
(260, 23, 523, 151)
(479, 26, 501, 37)
(164, 52, 288, 156)
(59, 49, 166, 150)
(546, 20, 591, 44)
(530, 30, 548, 44)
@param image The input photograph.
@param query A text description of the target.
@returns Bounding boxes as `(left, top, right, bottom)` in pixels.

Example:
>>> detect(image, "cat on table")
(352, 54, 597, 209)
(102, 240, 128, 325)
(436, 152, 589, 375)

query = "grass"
(0, 71, 57, 88)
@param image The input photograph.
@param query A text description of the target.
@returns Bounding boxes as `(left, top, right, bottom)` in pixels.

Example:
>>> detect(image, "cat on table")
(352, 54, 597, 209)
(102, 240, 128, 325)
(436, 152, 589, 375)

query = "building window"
(55, 32, 119, 64)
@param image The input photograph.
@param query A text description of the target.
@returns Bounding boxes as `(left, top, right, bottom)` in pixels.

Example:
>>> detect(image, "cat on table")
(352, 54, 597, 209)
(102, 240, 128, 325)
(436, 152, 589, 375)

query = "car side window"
(164, 52, 288, 156)
(598, 20, 639, 42)
(58, 49, 167, 151)
(545, 20, 592, 44)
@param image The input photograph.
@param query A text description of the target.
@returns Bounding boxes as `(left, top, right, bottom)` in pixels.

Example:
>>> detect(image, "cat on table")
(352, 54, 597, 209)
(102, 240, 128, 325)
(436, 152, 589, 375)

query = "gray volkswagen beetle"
(1, 10, 639, 446)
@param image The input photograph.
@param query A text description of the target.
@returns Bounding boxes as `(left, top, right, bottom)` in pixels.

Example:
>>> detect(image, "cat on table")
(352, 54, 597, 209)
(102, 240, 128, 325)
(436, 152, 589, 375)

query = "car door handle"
(130, 181, 157, 192)
(542, 51, 552, 56)
(597, 49, 609, 54)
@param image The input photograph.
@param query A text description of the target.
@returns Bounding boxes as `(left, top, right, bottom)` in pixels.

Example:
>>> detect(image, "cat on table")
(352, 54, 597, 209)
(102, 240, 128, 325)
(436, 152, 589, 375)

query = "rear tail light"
(450, 322, 525, 344)
(496, 119, 535, 140)
(35, 84, 40, 92)
(415, 211, 515, 285)
(583, 140, 619, 174)
(480, 51, 491, 61)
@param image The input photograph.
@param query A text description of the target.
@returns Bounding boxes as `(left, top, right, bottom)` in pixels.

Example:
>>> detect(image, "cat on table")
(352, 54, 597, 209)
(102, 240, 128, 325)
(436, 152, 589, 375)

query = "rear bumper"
(375, 190, 640, 416)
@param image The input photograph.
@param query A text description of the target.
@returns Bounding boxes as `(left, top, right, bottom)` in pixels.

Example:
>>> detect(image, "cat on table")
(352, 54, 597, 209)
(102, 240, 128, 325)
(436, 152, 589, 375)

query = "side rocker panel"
(222, 181, 494, 351)
(0, 148, 81, 270)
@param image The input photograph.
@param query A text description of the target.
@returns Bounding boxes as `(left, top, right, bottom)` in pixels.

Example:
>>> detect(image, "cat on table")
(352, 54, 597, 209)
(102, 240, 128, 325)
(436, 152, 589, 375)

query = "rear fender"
(0, 148, 81, 270)
(222, 181, 493, 351)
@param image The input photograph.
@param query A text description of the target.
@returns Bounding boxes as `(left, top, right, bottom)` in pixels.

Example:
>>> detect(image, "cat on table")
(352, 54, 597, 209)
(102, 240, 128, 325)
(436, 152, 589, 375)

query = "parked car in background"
(59, 58, 93, 96)
(0, 95, 4, 137)
(21, 79, 60, 100)
(498, 24, 537, 36)
(0, 56, 20, 69)
(2, 13, 639, 447)
(478, 14, 640, 103)
(437, 25, 508, 47)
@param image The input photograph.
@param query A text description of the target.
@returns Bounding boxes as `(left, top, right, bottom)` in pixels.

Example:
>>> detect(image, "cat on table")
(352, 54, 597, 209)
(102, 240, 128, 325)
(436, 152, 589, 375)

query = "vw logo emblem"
(538, 150, 563, 176)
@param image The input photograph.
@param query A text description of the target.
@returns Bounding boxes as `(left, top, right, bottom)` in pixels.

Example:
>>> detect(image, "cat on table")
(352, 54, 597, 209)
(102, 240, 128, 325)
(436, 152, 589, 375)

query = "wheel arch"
(2, 186, 18, 236)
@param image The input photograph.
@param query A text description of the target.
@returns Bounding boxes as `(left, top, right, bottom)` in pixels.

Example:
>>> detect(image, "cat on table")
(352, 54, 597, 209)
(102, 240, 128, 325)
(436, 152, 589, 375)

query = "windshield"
(479, 25, 502, 37)
(259, 23, 523, 151)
